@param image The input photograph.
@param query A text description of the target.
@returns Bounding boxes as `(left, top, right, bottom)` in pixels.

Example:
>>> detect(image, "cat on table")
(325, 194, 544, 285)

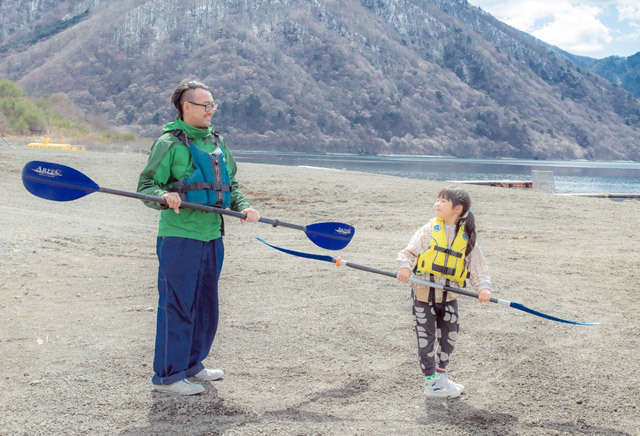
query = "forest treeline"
(0, 79, 136, 143)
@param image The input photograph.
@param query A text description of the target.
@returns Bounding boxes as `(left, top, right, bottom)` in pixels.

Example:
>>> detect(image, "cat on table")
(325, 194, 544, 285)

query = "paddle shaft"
(333, 258, 503, 304)
(100, 186, 305, 230)
(256, 238, 597, 325)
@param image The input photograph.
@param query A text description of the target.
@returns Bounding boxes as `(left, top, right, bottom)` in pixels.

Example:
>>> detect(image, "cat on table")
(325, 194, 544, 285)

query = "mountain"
(577, 54, 640, 99)
(1, 0, 639, 160)
(531, 39, 640, 100)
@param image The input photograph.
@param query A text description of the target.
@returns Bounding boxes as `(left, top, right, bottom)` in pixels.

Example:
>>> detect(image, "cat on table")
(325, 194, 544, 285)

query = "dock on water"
(452, 170, 550, 190)
(450, 180, 532, 188)
(557, 193, 640, 199)
(451, 180, 640, 200)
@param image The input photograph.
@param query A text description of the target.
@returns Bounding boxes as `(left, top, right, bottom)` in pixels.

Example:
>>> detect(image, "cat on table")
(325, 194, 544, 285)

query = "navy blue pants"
(152, 236, 224, 385)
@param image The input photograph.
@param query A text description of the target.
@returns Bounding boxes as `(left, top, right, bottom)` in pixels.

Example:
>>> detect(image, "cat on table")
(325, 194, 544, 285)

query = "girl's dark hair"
(170, 79, 210, 119)
(438, 186, 476, 255)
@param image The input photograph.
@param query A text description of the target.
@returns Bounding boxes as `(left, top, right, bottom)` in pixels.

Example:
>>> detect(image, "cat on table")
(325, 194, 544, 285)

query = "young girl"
(397, 186, 491, 398)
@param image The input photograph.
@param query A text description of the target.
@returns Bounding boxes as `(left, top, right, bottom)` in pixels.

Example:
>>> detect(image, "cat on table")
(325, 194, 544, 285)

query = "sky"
(467, 0, 640, 59)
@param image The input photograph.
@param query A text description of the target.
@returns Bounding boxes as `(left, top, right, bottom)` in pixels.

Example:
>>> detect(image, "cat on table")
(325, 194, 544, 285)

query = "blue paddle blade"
(304, 222, 355, 250)
(22, 161, 99, 202)
(256, 237, 335, 262)
(510, 302, 599, 326)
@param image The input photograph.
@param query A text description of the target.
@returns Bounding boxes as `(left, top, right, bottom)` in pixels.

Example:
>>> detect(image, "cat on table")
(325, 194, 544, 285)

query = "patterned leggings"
(412, 291, 459, 376)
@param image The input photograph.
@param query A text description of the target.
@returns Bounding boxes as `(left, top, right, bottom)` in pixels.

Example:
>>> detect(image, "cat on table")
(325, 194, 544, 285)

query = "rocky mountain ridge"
(0, 0, 639, 160)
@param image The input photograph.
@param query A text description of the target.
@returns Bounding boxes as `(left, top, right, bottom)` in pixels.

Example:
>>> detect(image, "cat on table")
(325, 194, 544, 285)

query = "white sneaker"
(192, 368, 224, 381)
(424, 373, 464, 398)
(154, 379, 205, 396)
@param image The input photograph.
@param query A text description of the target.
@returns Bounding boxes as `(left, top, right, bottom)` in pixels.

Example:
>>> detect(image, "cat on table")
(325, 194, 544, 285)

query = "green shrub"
(99, 132, 138, 142)
(0, 80, 25, 99)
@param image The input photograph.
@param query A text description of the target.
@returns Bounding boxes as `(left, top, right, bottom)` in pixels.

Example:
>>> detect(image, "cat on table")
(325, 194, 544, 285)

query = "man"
(138, 79, 259, 395)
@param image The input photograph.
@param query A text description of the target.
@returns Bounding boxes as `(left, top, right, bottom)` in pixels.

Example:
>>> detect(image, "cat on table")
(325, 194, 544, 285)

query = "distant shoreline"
(233, 149, 640, 165)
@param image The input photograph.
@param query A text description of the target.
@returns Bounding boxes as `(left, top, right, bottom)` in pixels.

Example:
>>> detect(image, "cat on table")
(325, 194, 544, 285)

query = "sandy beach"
(1, 145, 639, 435)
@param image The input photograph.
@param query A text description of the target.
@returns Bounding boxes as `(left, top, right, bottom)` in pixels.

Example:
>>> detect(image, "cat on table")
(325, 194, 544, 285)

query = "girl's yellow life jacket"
(415, 217, 469, 286)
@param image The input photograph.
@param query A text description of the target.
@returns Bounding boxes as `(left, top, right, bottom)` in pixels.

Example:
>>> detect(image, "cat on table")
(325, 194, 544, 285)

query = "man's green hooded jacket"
(138, 124, 251, 242)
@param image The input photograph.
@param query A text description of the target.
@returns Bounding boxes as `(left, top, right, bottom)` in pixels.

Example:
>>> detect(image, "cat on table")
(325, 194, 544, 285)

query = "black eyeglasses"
(187, 101, 218, 112)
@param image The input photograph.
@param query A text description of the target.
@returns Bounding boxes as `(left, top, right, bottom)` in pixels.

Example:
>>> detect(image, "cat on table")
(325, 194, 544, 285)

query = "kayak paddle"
(21, 160, 355, 250)
(256, 238, 599, 326)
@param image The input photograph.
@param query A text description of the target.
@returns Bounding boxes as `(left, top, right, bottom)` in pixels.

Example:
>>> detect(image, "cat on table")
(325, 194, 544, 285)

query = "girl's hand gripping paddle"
(22, 161, 355, 250)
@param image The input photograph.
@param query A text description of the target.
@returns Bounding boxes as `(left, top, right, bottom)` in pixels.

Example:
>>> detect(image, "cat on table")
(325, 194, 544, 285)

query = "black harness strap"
(428, 274, 449, 317)
(174, 181, 232, 193)
(428, 273, 436, 305)
(431, 264, 457, 277)
(171, 129, 220, 146)
(209, 150, 226, 206)
(442, 279, 449, 305)
(433, 245, 464, 258)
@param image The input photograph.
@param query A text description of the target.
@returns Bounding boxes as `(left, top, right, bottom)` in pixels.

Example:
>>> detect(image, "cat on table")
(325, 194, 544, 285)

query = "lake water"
(233, 152, 640, 195)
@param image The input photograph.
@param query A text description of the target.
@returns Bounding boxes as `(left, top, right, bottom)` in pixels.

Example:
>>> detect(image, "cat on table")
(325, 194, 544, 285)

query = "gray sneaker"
(192, 368, 224, 381)
(424, 373, 464, 398)
(154, 379, 205, 395)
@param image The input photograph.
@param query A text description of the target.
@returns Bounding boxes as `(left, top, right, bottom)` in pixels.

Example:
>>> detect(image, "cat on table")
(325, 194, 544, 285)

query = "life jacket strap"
(428, 274, 449, 316)
(433, 245, 464, 258)
(428, 273, 436, 305)
(171, 129, 220, 146)
(431, 264, 457, 277)
(171, 181, 232, 194)
(442, 279, 449, 304)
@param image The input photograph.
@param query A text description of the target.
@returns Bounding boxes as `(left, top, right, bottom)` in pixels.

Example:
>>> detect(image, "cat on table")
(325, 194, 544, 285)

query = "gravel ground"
(1, 145, 639, 435)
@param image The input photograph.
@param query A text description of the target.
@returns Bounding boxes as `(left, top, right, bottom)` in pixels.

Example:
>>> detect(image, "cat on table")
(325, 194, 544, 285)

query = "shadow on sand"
(119, 378, 368, 435)
(118, 380, 633, 435)
(421, 397, 633, 436)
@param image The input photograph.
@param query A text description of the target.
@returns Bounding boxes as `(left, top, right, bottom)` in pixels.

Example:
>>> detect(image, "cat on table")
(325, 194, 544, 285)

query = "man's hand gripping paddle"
(256, 238, 599, 326)
(22, 161, 355, 250)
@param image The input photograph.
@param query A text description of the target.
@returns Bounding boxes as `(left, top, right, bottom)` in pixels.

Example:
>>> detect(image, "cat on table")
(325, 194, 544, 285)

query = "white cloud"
(468, 0, 624, 55)
(472, 0, 611, 54)
(530, 4, 613, 54)
(492, 0, 571, 31)
(617, 21, 640, 44)
(618, 1, 640, 21)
